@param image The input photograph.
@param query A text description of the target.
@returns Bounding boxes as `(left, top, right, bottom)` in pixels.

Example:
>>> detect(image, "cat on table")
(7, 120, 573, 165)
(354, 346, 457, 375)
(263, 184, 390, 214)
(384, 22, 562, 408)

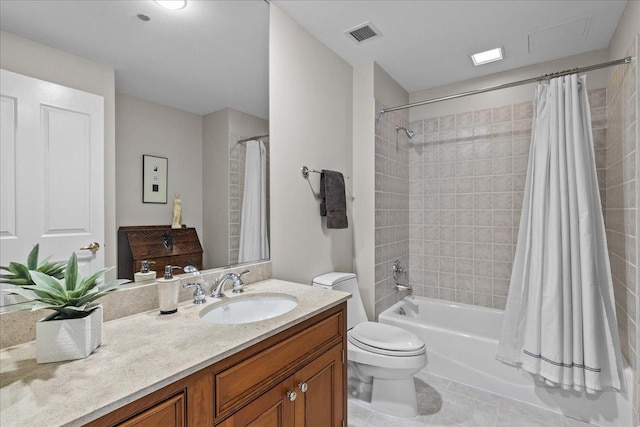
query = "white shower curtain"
(496, 74, 624, 393)
(238, 139, 269, 263)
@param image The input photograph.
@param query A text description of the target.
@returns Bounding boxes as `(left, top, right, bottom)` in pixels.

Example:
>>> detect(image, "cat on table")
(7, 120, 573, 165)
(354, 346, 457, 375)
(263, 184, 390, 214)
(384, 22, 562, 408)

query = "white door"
(0, 69, 104, 282)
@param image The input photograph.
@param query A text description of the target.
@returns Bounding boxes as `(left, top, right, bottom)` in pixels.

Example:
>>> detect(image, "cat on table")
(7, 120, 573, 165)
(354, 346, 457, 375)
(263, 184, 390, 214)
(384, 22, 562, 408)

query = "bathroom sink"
(199, 294, 298, 324)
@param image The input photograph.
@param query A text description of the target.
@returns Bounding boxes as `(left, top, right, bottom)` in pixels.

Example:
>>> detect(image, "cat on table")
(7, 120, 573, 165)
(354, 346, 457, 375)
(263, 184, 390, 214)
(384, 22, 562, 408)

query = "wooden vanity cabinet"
(294, 344, 343, 427)
(221, 344, 343, 427)
(84, 303, 346, 427)
(217, 376, 295, 427)
(117, 393, 186, 427)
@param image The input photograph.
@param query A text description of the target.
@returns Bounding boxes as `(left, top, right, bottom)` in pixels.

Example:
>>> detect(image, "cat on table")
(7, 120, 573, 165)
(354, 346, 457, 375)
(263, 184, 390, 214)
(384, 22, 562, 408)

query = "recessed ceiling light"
(154, 0, 187, 10)
(471, 47, 504, 66)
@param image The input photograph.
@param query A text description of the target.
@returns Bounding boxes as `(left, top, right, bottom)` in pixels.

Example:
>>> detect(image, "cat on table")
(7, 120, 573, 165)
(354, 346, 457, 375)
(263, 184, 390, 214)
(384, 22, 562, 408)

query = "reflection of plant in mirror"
(0, 244, 66, 286)
(3, 253, 118, 321)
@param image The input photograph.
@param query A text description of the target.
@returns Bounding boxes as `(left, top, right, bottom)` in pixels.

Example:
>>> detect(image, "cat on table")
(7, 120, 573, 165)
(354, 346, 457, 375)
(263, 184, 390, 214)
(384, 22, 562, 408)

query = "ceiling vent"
(528, 16, 591, 54)
(345, 21, 382, 44)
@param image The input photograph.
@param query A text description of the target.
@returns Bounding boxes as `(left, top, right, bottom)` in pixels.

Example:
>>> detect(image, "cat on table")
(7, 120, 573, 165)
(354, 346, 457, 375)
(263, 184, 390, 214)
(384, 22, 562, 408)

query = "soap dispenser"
(134, 260, 156, 282)
(157, 265, 182, 314)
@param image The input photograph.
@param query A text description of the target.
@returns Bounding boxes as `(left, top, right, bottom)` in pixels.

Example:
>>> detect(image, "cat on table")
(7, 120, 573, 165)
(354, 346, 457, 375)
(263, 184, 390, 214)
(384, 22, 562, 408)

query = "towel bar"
(301, 166, 320, 179)
(301, 166, 349, 180)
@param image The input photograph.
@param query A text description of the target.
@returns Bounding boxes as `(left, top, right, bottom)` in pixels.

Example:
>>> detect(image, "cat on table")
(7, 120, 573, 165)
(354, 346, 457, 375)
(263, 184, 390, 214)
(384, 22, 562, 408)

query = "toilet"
(312, 272, 427, 418)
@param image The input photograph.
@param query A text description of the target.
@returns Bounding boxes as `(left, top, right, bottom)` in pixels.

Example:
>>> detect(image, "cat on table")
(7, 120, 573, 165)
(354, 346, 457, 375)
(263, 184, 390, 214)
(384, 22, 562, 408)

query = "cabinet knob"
(298, 382, 308, 393)
(286, 390, 297, 401)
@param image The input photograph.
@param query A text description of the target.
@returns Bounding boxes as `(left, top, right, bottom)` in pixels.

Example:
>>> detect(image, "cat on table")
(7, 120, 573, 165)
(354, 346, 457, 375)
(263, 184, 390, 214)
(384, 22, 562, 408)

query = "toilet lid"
(349, 322, 426, 356)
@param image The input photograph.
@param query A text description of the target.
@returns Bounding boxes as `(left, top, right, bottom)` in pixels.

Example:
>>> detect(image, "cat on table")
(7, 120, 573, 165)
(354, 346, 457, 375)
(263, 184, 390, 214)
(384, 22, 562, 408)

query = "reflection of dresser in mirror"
(118, 225, 203, 280)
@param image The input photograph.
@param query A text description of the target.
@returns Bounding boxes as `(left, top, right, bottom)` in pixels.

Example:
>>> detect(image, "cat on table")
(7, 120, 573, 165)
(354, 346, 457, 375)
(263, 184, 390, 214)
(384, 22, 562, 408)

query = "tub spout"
(395, 283, 412, 293)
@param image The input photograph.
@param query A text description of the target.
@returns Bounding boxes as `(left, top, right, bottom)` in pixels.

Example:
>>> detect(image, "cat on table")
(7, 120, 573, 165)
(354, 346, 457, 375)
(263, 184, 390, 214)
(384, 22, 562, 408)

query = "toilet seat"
(348, 322, 426, 357)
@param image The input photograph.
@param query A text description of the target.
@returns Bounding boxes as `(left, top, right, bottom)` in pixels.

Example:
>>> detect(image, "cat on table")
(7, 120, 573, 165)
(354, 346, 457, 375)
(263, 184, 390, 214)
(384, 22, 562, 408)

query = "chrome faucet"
(212, 270, 250, 298)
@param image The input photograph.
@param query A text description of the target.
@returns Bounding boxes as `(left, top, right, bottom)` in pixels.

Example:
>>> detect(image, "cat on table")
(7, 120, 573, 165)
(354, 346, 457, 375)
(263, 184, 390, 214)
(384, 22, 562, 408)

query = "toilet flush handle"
(298, 382, 308, 393)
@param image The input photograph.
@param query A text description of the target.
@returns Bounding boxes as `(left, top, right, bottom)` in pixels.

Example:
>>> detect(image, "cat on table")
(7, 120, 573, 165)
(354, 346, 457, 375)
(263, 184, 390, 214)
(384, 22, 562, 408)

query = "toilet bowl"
(312, 272, 428, 418)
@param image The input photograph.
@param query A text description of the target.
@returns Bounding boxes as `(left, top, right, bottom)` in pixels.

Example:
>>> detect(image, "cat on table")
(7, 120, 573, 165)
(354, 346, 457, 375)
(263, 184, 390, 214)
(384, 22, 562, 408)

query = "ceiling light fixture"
(154, 0, 187, 10)
(471, 47, 504, 66)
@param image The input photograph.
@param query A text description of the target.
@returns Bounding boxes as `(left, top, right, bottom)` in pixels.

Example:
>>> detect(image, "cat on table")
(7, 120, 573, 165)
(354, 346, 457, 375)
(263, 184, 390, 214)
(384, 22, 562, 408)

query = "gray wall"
(203, 109, 230, 268)
(269, 5, 354, 285)
(352, 63, 376, 318)
(115, 93, 204, 243)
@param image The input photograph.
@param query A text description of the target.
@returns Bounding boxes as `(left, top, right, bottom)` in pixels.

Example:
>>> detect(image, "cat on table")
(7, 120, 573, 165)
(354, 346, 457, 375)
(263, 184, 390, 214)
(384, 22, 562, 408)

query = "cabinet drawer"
(117, 392, 185, 427)
(215, 312, 342, 417)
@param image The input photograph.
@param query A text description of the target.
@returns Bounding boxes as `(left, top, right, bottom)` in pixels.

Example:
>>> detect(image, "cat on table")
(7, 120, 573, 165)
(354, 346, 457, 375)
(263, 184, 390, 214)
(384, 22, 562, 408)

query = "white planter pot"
(36, 306, 103, 364)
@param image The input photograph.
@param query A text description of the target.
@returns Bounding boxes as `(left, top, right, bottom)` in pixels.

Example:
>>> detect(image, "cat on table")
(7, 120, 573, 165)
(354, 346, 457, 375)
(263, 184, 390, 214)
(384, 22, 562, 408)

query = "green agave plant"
(3, 252, 118, 321)
(0, 244, 66, 286)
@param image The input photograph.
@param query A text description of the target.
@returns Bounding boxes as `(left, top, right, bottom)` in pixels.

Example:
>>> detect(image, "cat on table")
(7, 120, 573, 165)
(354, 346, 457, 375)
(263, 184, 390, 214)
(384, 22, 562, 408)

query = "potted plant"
(2, 250, 117, 363)
(0, 244, 66, 304)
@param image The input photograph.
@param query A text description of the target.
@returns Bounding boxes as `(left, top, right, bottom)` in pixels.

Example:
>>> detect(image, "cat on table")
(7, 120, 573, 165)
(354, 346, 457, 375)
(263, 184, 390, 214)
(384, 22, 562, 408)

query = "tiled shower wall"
(402, 90, 607, 310)
(605, 37, 638, 421)
(228, 136, 270, 265)
(229, 134, 247, 264)
(374, 102, 410, 318)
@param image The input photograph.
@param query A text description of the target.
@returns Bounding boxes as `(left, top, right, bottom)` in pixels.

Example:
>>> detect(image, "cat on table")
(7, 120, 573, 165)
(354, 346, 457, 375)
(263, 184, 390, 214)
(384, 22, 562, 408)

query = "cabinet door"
(118, 392, 185, 427)
(217, 376, 296, 427)
(294, 344, 343, 427)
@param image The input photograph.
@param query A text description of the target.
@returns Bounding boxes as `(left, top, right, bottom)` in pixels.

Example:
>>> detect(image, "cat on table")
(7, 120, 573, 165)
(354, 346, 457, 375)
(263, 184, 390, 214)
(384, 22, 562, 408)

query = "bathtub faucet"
(392, 260, 410, 285)
(395, 283, 412, 293)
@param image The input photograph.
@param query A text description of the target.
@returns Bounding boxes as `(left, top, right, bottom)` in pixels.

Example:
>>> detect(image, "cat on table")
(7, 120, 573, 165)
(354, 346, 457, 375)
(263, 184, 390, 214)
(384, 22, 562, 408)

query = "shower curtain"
(238, 139, 269, 263)
(496, 74, 624, 393)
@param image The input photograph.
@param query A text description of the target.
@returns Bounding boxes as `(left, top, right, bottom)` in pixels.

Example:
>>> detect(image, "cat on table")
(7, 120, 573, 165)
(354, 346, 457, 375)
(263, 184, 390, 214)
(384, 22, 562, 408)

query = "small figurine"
(171, 193, 182, 229)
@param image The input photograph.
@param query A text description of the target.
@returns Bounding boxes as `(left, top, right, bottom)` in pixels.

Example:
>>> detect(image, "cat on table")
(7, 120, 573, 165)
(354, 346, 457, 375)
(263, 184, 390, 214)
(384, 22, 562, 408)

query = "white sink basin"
(199, 294, 298, 324)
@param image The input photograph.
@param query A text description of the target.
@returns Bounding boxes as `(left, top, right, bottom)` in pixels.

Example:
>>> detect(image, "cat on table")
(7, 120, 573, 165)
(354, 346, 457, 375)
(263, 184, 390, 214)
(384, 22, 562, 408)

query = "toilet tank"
(312, 272, 368, 329)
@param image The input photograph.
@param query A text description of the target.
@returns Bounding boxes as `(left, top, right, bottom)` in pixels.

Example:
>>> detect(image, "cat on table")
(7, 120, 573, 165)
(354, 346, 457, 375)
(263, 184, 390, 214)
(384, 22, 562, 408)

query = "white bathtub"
(379, 296, 633, 427)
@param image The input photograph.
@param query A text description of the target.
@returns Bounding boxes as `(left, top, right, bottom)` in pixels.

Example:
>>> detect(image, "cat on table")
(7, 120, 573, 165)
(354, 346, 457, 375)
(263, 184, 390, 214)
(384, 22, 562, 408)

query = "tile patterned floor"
(348, 371, 596, 427)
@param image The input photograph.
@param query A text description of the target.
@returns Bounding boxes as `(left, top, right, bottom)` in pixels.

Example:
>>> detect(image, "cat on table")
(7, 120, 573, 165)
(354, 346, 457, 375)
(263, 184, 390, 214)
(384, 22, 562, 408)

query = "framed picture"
(142, 155, 168, 203)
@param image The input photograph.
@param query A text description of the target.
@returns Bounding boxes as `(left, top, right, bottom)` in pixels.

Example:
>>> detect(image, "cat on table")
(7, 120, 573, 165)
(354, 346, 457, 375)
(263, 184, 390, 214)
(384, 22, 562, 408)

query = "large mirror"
(0, 0, 269, 303)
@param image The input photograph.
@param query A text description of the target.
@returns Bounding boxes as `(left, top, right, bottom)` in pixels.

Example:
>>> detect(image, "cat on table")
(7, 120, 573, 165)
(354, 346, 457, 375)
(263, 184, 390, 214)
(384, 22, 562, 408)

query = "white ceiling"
(0, 0, 269, 118)
(273, 0, 627, 93)
(0, 1, 627, 117)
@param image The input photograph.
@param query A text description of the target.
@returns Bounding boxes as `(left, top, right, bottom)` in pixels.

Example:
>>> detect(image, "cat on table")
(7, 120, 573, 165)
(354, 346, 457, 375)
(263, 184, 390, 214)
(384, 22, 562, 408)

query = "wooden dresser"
(117, 225, 203, 280)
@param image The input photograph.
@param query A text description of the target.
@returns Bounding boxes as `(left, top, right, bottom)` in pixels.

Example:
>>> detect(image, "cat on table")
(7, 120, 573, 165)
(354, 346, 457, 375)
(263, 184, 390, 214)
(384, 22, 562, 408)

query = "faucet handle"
(232, 270, 250, 294)
(183, 265, 200, 275)
(183, 282, 207, 304)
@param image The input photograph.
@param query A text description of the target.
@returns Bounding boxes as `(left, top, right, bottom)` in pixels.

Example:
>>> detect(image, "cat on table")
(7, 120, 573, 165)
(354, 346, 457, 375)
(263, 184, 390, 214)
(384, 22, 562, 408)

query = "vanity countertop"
(0, 279, 350, 427)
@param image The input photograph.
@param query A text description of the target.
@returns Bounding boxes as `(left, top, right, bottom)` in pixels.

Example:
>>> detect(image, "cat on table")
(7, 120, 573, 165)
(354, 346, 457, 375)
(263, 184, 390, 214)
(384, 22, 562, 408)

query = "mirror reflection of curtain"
(238, 140, 269, 263)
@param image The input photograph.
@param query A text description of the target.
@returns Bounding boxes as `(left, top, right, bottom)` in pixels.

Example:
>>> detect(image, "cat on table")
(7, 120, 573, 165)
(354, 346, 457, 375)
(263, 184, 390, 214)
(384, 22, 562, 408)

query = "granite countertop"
(0, 279, 350, 427)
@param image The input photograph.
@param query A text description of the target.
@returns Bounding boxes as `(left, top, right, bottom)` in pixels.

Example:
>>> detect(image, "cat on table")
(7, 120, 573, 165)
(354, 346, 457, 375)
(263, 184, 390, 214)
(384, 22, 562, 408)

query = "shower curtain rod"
(237, 134, 269, 143)
(379, 56, 633, 115)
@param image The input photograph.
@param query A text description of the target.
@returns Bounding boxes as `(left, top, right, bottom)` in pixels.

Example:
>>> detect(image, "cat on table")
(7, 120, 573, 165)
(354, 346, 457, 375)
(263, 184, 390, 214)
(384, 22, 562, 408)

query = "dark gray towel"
(320, 170, 348, 229)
